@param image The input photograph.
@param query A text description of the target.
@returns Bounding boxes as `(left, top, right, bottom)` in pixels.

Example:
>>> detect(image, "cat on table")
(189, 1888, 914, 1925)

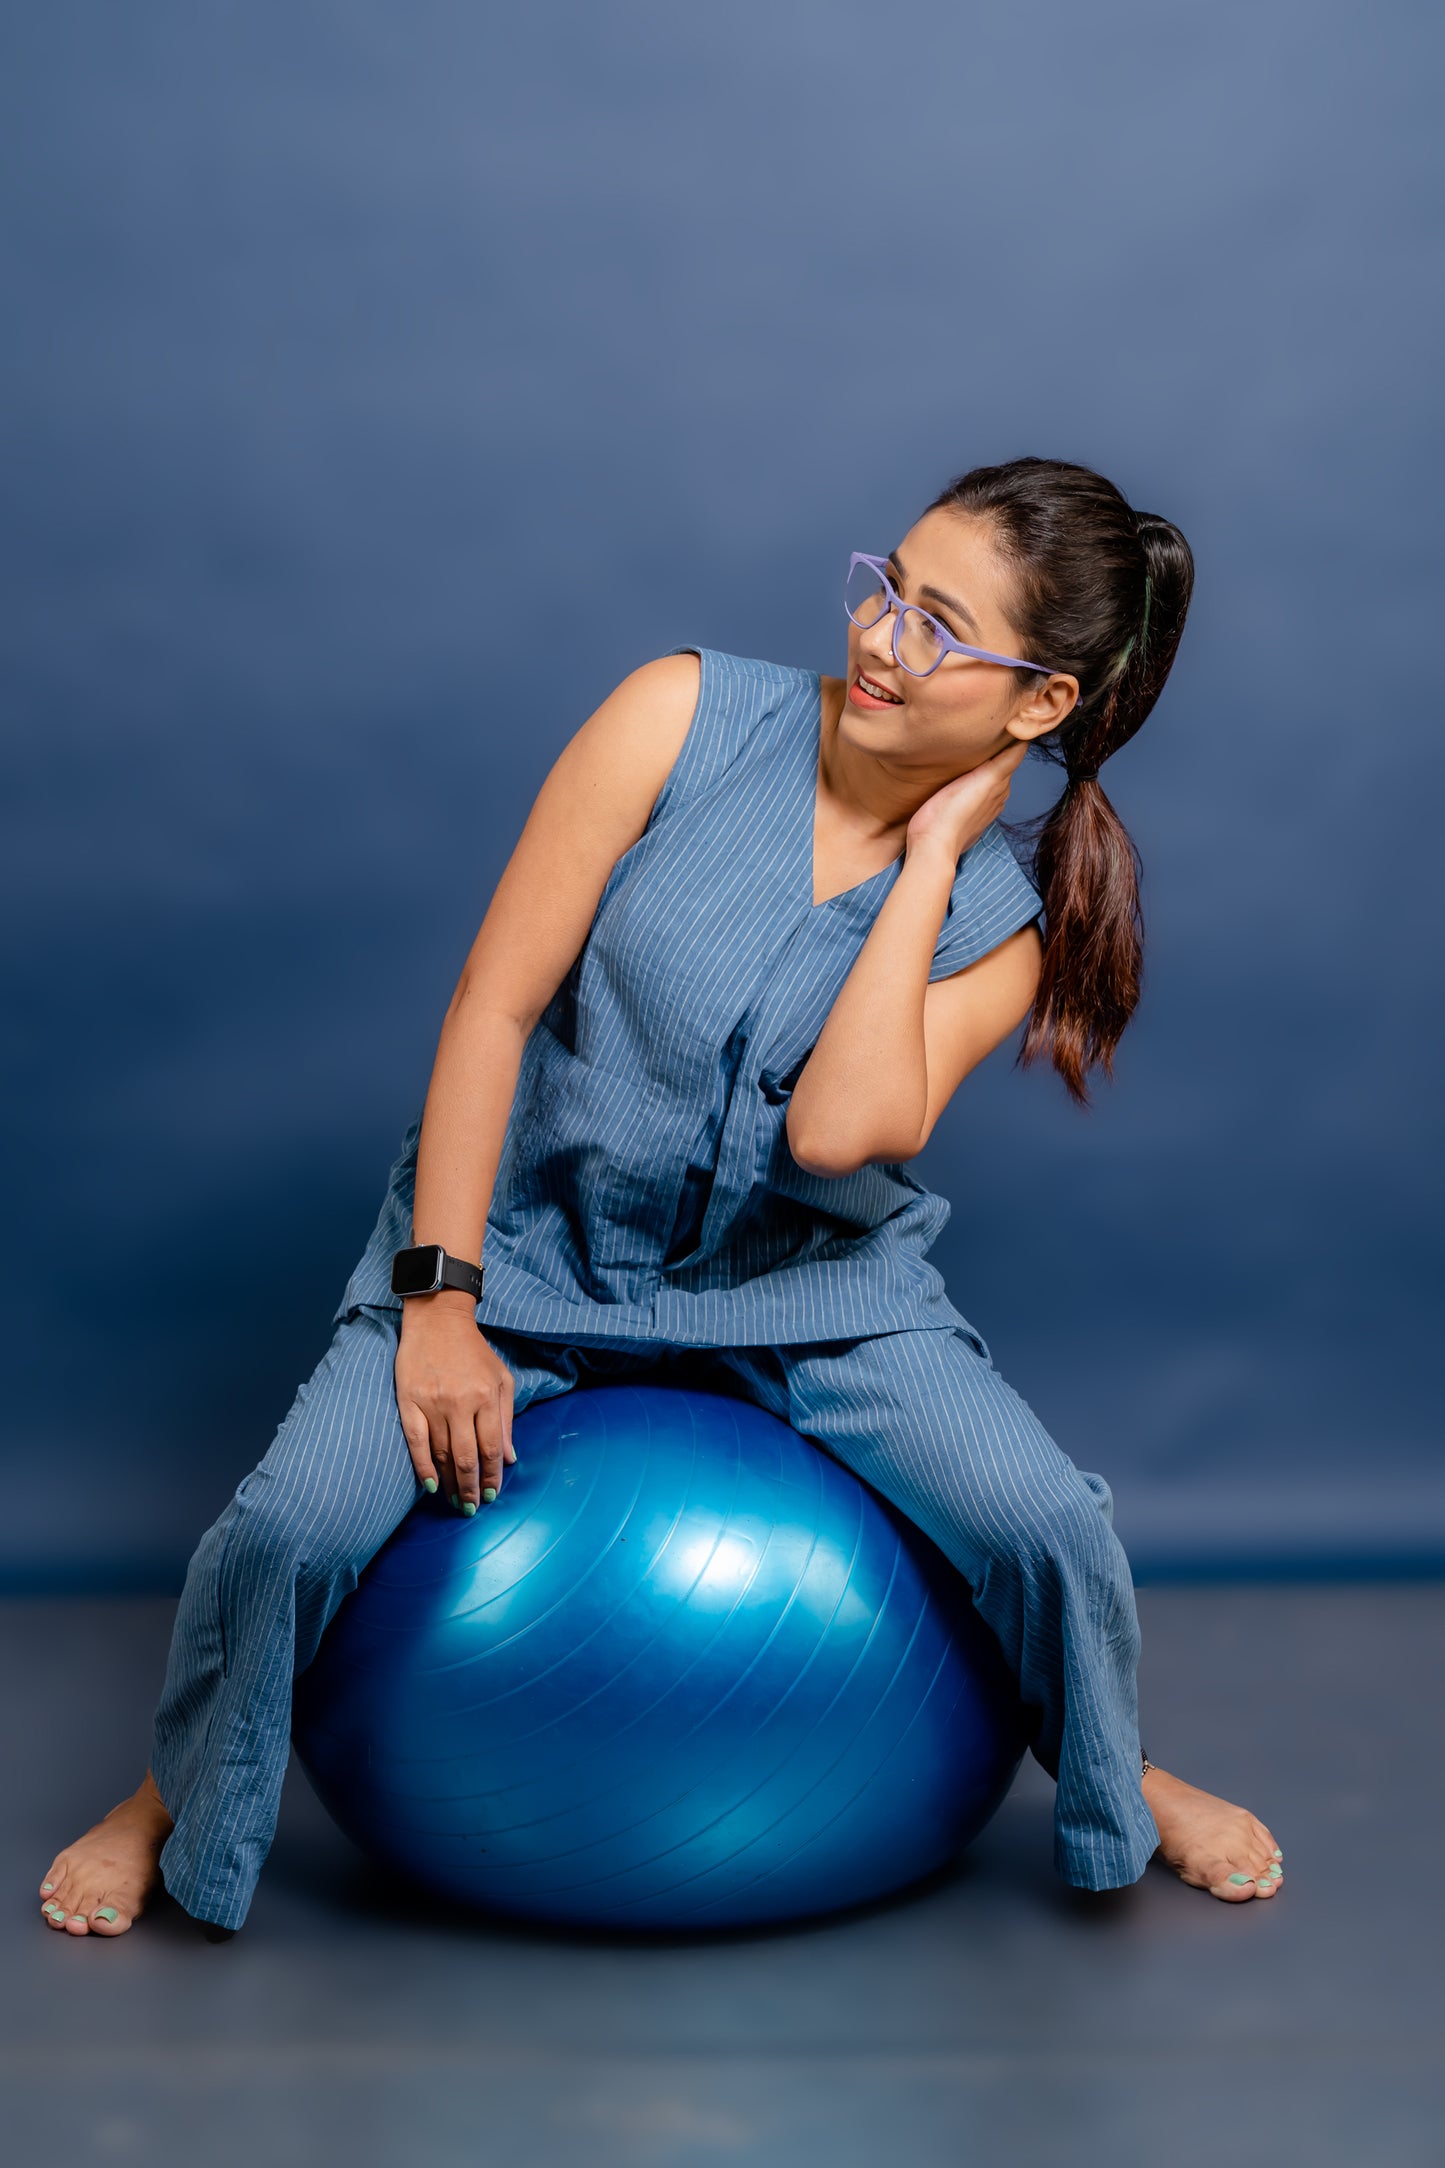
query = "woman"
(39, 456, 1283, 1939)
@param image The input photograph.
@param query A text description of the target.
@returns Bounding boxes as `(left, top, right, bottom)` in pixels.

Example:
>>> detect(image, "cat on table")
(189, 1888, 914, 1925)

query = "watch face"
(390, 1245, 443, 1296)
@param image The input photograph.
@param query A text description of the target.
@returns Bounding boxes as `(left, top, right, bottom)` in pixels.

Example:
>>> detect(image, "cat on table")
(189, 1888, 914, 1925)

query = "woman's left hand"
(904, 737, 1029, 866)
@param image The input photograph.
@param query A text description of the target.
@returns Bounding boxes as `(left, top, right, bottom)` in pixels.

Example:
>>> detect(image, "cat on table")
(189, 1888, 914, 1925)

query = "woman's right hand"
(393, 1293, 517, 1512)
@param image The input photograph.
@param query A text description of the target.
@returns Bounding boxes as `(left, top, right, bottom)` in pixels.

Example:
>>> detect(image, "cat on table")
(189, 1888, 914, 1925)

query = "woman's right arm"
(391, 651, 701, 1513)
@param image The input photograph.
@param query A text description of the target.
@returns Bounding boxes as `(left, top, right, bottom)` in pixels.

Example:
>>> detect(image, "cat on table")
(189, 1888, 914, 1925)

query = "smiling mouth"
(855, 669, 904, 705)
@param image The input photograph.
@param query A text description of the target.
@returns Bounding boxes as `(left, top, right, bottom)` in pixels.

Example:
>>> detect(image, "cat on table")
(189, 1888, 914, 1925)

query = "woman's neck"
(818, 674, 935, 840)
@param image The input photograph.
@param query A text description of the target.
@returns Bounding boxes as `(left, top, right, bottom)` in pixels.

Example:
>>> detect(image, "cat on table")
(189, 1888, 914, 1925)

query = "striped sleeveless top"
(336, 648, 1044, 1346)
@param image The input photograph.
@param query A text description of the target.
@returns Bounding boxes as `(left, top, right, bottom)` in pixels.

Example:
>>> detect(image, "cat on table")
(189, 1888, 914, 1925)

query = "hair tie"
(1069, 765, 1100, 786)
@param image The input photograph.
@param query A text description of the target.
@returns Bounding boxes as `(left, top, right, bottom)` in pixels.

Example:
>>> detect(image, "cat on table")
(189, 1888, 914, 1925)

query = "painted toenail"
(41, 1883, 54, 1894)
(1271, 1848, 1283, 1860)
(42, 1902, 62, 1915)
(49, 1910, 68, 1921)
(93, 1907, 119, 1922)
(1227, 1873, 1254, 1885)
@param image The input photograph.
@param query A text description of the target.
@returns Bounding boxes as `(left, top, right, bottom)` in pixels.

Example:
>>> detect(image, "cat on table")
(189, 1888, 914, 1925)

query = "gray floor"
(4, 1585, 1442, 2168)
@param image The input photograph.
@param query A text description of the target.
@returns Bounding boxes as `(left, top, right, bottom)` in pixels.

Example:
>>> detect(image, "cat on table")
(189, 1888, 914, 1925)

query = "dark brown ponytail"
(926, 458, 1195, 1107)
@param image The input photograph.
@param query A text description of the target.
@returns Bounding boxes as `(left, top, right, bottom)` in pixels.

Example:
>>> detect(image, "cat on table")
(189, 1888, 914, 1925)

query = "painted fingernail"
(422, 1477, 438, 1494)
(461, 1501, 477, 1516)
(449, 1493, 459, 1508)
(93, 1906, 119, 1922)
(1227, 1873, 1255, 1886)
(483, 1486, 497, 1503)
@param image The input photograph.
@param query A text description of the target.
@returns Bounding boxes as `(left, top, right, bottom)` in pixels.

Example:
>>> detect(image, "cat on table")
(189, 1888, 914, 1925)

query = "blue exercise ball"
(291, 1382, 1029, 1930)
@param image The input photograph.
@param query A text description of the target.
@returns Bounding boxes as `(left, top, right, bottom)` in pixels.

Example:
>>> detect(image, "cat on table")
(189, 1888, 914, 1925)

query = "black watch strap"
(390, 1243, 486, 1301)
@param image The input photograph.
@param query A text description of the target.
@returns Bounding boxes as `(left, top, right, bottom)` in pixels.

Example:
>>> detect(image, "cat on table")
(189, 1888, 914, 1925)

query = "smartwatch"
(390, 1244, 486, 1301)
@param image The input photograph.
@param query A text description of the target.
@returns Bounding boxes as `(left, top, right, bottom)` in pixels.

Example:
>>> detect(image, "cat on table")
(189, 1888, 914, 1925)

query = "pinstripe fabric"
(333, 649, 1047, 1346)
(148, 648, 1160, 1928)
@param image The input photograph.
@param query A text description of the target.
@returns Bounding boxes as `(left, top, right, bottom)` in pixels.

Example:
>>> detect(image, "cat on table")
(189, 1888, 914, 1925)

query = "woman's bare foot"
(39, 1769, 173, 1937)
(1142, 1763, 1284, 1901)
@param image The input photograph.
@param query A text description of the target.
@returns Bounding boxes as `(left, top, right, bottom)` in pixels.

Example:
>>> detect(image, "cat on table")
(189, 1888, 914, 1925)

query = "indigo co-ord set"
(150, 647, 1161, 1931)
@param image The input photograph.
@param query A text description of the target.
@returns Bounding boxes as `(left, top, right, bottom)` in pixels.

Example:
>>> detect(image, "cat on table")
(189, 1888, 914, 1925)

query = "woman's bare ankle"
(138, 1769, 174, 1828)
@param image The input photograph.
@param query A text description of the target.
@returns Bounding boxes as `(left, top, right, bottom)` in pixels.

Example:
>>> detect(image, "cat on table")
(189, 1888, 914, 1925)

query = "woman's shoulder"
(645, 647, 817, 822)
(670, 647, 821, 768)
(669, 646, 818, 702)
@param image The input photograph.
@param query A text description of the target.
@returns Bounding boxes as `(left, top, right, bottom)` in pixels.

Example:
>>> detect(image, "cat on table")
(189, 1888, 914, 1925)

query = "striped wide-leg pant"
(149, 1305, 1160, 1930)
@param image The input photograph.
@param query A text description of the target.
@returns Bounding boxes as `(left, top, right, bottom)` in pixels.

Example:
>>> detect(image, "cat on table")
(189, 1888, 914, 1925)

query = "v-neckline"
(806, 674, 906, 912)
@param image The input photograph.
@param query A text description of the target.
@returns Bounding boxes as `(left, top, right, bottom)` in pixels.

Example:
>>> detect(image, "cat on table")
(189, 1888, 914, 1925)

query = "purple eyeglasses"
(845, 552, 1056, 680)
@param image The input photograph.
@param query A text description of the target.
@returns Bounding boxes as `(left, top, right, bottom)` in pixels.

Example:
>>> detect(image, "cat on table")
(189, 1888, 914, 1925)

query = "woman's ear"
(1008, 673, 1080, 743)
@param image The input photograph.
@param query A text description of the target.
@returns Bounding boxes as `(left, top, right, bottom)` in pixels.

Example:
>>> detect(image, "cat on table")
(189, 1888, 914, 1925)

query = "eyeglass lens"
(844, 561, 947, 677)
(844, 558, 891, 629)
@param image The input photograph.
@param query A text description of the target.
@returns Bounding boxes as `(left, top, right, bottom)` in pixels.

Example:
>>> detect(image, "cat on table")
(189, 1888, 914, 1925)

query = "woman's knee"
(934, 1359, 1117, 1565)
(891, 1383, 1119, 1580)
(962, 1467, 1117, 1581)
(219, 1465, 403, 1597)
(244, 1309, 406, 1506)
(785, 1333, 1129, 1588)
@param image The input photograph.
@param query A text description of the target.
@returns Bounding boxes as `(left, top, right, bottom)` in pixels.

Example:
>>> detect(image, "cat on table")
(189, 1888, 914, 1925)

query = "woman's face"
(842, 508, 1078, 770)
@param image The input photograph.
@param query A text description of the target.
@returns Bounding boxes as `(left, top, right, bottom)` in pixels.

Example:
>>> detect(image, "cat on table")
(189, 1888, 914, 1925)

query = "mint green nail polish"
(450, 1493, 459, 1508)
(483, 1486, 497, 1503)
(461, 1501, 477, 1516)
(42, 1901, 61, 1915)
(1227, 1872, 1254, 1885)
(41, 1883, 54, 1894)
(1271, 1848, 1283, 1860)
(93, 1906, 119, 1922)
(422, 1477, 438, 1494)
(50, 1910, 68, 1921)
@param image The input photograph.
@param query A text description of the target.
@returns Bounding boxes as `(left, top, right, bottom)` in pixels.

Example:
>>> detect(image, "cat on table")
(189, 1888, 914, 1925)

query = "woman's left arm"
(786, 746, 1042, 1176)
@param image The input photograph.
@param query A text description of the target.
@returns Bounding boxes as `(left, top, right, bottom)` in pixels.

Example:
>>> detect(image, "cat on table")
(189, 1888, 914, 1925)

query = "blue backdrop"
(3, 1, 1440, 1588)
